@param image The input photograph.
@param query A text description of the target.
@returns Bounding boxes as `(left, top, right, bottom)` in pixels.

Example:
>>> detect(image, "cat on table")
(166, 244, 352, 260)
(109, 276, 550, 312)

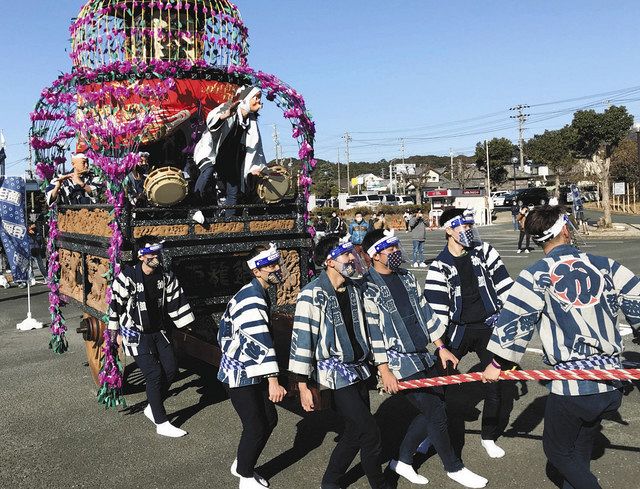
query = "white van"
(344, 194, 382, 209)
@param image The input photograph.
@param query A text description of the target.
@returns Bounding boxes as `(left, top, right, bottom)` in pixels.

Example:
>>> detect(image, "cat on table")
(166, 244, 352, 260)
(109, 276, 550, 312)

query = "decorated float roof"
(70, 0, 249, 69)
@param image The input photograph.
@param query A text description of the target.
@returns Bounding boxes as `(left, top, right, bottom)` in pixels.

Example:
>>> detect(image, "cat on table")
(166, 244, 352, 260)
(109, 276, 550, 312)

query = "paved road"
(1, 224, 639, 489)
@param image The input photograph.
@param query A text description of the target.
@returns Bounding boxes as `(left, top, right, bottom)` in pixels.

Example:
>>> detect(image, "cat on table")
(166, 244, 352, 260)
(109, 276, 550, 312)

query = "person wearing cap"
(124, 151, 150, 206)
(289, 235, 389, 489)
(193, 85, 266, 215)
(45, 153, 102, 206)
(108, 237, 194, 438)
(362, 229, 488, 488)
(424, 208, 513, 459)
(481, 205, 640, 489)
(218, 244, 287, 489)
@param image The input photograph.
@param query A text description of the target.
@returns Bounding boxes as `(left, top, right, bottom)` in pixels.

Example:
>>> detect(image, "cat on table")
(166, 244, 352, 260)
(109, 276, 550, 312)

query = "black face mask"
(144, 256, 161, 269)
(386, 250, 403, 271)
(267, 269, 284, 285)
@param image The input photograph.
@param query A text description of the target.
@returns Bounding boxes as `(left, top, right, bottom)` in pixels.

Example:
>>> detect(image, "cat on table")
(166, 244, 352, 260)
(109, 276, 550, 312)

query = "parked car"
(397, 195, 415, 205)
(491, 190, 509, 207)
(503, 187, 549, 207)
(380, 194, 399, 205)
(344, 194, 381, 209)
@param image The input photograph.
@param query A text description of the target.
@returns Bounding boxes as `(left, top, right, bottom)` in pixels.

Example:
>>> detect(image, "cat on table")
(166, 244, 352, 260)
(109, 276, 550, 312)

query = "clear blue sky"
(2, 0, 640, 174)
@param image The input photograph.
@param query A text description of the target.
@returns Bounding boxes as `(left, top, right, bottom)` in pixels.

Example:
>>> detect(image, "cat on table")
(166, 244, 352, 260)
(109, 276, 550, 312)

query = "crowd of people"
(106, 205, 640, 489)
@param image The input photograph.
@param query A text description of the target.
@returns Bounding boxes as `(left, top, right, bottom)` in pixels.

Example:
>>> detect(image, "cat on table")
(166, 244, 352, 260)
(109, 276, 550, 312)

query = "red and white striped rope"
(397, 368, 640, 390)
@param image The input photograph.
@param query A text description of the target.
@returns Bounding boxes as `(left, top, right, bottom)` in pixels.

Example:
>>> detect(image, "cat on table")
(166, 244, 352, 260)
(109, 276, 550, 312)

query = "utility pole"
(342, 132, 352, 195)
(485, 139, 492, 225)
(449, 148, 454, 181)
(336, 147, 341, 196)
(510, 104, 529, 171)
(272, 124, 282, 165)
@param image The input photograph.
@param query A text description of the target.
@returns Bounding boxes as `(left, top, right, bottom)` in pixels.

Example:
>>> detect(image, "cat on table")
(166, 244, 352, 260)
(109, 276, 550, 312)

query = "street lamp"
(511, 156, 518, 191)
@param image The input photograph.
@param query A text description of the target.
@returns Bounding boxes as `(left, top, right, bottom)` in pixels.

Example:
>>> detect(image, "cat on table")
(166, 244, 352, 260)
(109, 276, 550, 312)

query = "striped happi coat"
(45, 172, 103, 206)
(488, 244, 640, 395)
(108, 263, 195, 356)
(364, 268, 446, 380)
(217, 278, 279, 388)
(425, 242, 513, 348)
(289, 271, 386, 390)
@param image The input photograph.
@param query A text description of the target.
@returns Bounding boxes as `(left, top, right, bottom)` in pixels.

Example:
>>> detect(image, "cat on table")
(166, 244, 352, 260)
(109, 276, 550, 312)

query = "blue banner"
(0, 177, 30, 282)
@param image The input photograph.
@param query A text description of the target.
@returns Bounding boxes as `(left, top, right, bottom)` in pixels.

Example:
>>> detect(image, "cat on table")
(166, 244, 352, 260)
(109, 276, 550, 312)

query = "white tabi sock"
(156, 421, 187, 438)
(192, 210, 205, 224)
(231, 459, 269, 487)
(388, 460, 429, 485)
(239, 476, 267, 489)
(447, 468, 488, 488)
(480, 439, 505, 458)
(143, 404, 156, 425)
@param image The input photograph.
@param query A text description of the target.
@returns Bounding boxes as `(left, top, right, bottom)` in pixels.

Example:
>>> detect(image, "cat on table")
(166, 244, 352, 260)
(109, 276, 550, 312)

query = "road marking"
(526, 348, 544, 354)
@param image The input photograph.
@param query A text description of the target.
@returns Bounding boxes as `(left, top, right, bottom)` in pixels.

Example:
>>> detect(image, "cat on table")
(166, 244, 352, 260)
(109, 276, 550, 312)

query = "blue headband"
(247, 243, 280, 270)
(328, 242, 354, 260)
(138, 242, 163, 257)
(443, 215, 474, 229)
(367, 235, 399, 257)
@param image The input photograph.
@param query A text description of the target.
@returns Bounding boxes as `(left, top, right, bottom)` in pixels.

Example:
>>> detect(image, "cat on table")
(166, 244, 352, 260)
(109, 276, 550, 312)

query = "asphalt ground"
(1, 215, 639, 489)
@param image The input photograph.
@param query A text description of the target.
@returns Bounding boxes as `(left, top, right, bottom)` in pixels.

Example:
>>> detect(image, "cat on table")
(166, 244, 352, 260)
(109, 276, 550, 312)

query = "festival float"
(30, 0, 316, 407)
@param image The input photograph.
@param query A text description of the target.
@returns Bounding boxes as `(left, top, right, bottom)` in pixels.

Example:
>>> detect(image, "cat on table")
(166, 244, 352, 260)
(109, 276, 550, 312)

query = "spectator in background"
(516, 204, 532, 254)
(403, 211, 411, 231)
(329, 211, 347, 237)
(409, 210, 428, 268)
(510, 200, 520, 231)
(374, 212, 387, 230)
(369, 212, 379, 230)
(349, 211, 370, 257)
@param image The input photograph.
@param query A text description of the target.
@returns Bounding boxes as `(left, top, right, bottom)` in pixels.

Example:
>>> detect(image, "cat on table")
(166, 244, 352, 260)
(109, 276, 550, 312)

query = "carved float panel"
(58, 208, 111, 237)
(133, 225, 189, 238)
(85, 255, 110, 312)
(249, 219, 295, 232)
(277, 249, 300, 306)
(59, 248, 84, 302)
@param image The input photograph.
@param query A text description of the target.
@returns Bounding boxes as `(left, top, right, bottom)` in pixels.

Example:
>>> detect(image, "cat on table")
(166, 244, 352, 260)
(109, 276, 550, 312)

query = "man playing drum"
(193, 85, 266, 216)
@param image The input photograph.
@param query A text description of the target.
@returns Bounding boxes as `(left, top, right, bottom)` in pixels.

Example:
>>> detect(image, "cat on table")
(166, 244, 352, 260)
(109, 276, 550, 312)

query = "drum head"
(144, 167, 188, 206)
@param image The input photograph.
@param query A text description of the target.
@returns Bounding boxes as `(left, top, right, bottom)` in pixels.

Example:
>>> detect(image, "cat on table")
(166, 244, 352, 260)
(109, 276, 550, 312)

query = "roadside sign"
(613, 182, 626, 195)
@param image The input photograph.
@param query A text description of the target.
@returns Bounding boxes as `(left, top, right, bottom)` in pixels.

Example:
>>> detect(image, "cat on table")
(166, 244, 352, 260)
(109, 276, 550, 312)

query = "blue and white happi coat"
(487, 244, 640, 396)
(289, 271, 385, 390)
(425, 242, 513, 348)
(364, 268, 446, 380)
(108, 263, 195, 356)
(217, 278, 279, 388)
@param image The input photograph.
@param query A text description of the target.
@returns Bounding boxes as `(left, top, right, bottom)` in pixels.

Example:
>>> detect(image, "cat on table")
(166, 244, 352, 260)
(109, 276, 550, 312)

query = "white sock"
(192, 210, 205, 224)
(239, 476, 266, 489)
(447, 468, 488, 488)
(481, 439, 505, 458)
(416, 436, 432, 455)
(231, 460, 269, 487)
(389, 460, 429, 485)
(156, 421, 187, 438)
(143, 404, 156, 425)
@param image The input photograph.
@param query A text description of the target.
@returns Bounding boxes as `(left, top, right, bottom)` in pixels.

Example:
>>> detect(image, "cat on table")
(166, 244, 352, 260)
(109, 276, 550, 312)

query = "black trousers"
(226, 382, 278, 478)
(133, 331, 177, 424)
(543, 389, 622, 489)
(322, 380, 387, 489)
(518, 230, 531, 250)
(449, 327, 502, 440)
(398, 367, 464, 472)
